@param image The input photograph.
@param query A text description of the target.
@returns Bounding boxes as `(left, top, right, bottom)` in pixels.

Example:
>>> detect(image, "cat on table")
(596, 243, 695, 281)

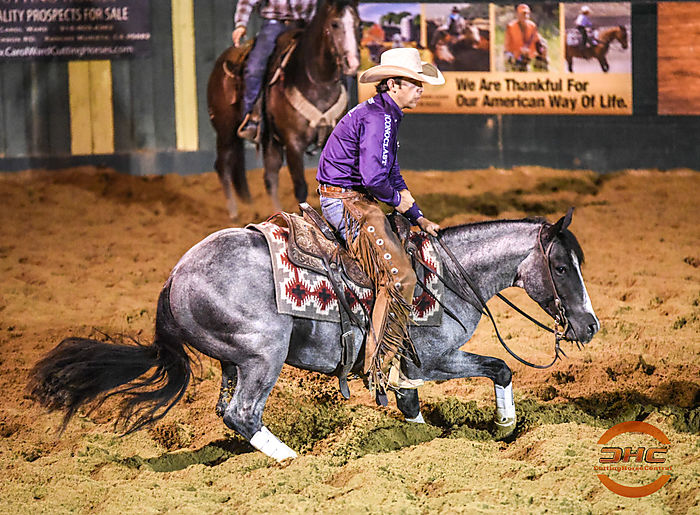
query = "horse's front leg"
(262, 136, 285, 212)
(284, 137, 309, 203)
(408, 350, 516, 431)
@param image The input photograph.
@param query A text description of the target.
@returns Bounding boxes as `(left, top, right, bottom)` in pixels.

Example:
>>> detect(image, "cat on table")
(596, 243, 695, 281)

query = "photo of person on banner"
(495, 3, 560, 72)
(564, 2, 631, 74)
(358, 3, 422, 68)
(424, 3, 489, 72)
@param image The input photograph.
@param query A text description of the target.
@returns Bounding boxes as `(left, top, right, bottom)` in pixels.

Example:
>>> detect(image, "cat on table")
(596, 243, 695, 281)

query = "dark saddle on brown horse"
(221, 30, 302, 106)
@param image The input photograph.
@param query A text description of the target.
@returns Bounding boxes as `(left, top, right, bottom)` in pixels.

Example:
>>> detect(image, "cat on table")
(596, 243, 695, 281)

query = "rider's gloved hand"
(232, 26, 247, 47)
(396, 189, 415, 214)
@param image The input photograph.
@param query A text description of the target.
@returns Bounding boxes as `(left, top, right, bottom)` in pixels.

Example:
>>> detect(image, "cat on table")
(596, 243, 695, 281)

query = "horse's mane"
(441, 217, 585, 263)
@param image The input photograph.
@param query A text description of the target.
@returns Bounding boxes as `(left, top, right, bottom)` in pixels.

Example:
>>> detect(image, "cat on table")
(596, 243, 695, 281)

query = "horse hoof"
(492, 416, 517, 440)
(405, 412, 425, 424)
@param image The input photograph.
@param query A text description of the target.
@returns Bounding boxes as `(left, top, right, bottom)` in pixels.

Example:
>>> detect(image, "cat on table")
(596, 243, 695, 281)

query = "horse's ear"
(544, 207, 574, 240)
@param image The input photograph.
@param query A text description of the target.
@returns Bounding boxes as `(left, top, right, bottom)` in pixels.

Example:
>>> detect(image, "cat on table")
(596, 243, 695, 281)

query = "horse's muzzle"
(343, 53, 360, 76)
(566, 313, 600, 344)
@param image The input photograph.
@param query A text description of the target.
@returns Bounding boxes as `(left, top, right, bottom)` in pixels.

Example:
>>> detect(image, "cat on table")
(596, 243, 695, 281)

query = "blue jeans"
(242, 19, 289, 115)
(320, 195, 348, 241)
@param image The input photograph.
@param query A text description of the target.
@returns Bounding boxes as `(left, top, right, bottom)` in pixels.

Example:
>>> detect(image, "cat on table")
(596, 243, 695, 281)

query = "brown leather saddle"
(267, 203, 371, 400)
(267, 206, 372, 289)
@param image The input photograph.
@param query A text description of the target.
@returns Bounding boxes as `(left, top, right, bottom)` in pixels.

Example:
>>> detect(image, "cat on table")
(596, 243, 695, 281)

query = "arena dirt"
(0, 166, 698, 513)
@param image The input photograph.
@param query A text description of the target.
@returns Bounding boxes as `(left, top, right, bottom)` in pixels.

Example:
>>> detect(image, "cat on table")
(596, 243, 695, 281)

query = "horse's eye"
(555, 266, 567, 274)
(331, 21, 340, 29)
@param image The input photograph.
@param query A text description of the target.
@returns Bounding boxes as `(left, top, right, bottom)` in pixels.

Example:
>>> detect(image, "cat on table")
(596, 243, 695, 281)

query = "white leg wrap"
(249, 426, 297, 461)
(405, 412, 425, 424)
(494, 382, 516, 426)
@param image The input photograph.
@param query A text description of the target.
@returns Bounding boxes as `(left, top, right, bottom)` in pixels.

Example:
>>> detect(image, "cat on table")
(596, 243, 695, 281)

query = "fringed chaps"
(340, 195, 418, 394)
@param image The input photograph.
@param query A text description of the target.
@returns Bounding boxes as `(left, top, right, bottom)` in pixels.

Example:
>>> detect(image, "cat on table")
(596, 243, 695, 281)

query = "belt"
(266, 19, 305, 27)
(318, 184, 362, 199)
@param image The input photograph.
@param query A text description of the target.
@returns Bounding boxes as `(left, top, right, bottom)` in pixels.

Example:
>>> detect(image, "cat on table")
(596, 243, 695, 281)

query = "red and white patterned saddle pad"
(248, 222, 444, 326)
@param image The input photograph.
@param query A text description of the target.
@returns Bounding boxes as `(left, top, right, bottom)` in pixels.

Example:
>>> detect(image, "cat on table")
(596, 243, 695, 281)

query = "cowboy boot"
(387, 357, 424, 389)
(237, 98, 263, 142)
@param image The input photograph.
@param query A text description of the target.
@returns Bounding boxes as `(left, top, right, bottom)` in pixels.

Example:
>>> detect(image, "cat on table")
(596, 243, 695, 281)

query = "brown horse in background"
(565, 25, 628, 73)
(207, 0, 360, 219)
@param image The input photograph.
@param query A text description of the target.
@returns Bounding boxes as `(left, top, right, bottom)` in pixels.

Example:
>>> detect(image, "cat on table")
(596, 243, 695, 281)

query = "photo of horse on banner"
(564, 3, 631, 74)
(425, 3, 490, 72)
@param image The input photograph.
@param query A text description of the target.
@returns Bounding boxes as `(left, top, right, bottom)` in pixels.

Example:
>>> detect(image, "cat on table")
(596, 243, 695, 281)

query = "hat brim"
(359, 62, 445, 86)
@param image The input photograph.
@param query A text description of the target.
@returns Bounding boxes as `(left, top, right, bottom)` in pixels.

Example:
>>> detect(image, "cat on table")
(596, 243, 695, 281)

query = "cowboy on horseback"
(316, 48, 443, 396)
(232, 0, 317, 141)
(575, 5, 595, 49)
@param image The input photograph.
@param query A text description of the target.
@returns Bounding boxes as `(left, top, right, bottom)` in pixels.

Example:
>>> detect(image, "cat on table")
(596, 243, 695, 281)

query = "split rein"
(410, 227, 574, 370)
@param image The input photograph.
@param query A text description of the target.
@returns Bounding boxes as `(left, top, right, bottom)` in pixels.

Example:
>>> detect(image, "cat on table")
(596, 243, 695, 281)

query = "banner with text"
(357, 2, 632, 115)
(0, 0, 151, 61)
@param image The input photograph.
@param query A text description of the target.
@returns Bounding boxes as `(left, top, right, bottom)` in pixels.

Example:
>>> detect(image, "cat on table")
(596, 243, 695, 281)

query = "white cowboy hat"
(580, 5, 590, 13)
(359, 48, 445, 86)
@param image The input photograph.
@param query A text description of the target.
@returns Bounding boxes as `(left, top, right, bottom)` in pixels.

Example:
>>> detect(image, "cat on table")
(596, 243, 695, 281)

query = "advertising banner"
(0, 0, 151, 61)
(357, 2, 632, 115)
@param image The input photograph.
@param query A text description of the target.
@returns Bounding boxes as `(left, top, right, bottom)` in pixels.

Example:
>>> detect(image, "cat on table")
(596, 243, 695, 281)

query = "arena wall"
(0, 1, 697, 174)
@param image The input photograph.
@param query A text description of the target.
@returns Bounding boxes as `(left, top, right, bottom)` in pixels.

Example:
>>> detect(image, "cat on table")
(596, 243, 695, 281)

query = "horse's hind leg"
(215, 135, 249, 220)
(216, 360, 237, 417)
(221, 353, 297, 461)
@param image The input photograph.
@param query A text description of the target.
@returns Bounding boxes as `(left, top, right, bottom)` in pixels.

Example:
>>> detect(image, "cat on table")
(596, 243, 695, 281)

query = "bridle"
(411, 224, 579, 369)
(306, 7, 356, 85)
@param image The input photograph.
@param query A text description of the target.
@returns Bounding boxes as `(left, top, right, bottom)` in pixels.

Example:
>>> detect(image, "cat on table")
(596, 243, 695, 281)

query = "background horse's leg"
(216, 360, 238, 417)
(285, 142, 309, 204)
(262, 136, 285, 212)
(215, 134, 249, 220)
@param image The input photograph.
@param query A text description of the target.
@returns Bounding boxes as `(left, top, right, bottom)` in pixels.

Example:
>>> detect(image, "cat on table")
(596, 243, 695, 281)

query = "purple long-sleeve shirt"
(317, 92, 423, 224)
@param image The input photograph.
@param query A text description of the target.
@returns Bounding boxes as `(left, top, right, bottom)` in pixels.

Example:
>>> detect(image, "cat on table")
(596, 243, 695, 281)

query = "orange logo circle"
(595, 421, 671, 498)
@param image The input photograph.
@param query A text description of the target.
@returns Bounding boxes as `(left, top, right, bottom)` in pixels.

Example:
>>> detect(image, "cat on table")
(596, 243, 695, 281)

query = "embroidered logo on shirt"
(381, 114, 392, 166)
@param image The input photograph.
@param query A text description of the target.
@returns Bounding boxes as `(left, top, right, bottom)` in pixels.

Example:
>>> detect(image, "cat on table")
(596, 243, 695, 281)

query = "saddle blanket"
(566, 28, 597, 47)
(248, 222, 444, 326)
(566, 29, 583, 47)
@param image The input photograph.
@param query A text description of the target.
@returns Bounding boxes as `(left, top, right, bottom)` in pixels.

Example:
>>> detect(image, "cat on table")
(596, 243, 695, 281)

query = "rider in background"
(232, 0, 316, 141)
(316, 48, 443, 397)
(504, 3, 544, 71)
(448, 6, 464, 37)
(575, 5, 594, 48)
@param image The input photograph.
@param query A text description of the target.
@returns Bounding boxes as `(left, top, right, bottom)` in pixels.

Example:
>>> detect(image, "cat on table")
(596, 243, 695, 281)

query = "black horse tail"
(27, 278, 192, 434)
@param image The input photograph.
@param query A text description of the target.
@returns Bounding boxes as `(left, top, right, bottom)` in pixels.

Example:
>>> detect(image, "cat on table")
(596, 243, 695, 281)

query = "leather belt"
(266, 19, 305, 27)
(318, 184, 362, 199)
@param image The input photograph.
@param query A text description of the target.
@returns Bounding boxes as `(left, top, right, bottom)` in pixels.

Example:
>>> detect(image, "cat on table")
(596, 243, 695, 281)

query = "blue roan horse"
(28, 210, 599, 461)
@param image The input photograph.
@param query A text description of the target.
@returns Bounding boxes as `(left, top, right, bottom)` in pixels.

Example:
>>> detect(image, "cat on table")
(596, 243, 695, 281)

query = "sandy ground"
(0, 165, 698, 514)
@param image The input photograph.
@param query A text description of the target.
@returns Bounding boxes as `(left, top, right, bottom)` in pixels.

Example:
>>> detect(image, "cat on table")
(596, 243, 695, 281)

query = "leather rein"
(412, 225, 576, 369)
